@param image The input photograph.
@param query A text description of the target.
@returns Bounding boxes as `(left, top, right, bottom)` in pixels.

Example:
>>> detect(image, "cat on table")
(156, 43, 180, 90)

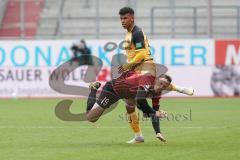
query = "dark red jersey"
(112, 71, 156, 99)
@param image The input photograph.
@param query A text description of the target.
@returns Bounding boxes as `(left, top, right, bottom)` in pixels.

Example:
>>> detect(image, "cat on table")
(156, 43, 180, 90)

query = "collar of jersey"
(128, 25, 136, 33)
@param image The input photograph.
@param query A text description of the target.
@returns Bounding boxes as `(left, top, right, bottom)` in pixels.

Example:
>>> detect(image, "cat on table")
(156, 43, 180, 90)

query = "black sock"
(151, 114, 160, 134)
(86, 89, 97, 112)
(136, 87, 156, 115)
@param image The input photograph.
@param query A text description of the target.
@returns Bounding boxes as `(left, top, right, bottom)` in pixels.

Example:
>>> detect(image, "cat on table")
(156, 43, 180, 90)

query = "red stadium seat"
(0, 0, 44, 37)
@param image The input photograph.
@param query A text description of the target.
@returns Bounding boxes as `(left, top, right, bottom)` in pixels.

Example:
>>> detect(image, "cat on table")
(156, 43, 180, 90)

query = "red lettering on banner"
(215, 40, 240, 65)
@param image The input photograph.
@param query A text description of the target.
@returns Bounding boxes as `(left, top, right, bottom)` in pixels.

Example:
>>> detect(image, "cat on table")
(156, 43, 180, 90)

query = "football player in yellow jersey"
(118, 7, 194, 144)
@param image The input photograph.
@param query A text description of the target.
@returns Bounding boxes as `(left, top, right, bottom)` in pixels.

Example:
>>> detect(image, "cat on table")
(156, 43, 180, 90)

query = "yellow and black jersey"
(124, 25, 152, 62)
(124, 25, 156, 76)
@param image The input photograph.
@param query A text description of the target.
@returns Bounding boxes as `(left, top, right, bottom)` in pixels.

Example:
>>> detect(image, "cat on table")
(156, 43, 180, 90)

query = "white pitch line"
(0, 126, 231, 129)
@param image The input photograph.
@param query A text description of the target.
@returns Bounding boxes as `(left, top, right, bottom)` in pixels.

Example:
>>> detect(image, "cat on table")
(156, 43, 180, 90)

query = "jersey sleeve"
(122, 30, 147, 70)
(127, 30, 146, 64)
(132, 30, 145, 50)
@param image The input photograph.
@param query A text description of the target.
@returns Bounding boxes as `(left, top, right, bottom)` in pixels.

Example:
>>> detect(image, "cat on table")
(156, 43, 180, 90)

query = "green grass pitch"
(0, 98, 240, 160)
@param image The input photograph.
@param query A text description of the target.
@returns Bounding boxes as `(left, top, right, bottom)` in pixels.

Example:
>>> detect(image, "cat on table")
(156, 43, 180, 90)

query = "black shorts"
(96, 81, 120, 109)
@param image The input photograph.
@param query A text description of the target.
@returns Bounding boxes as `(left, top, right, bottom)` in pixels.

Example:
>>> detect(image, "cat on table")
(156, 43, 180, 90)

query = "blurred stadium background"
(0, 0, 240, 160)
(0, 0, 240, 39)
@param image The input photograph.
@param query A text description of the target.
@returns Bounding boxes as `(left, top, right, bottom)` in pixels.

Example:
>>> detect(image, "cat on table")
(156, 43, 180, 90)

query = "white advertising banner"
(0, 39, 214, 67)
(0, 39, 238, 98)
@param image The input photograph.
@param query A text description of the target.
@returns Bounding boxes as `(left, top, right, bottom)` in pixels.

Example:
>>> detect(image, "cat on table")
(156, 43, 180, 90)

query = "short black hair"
(119, 7, 134, 15)
(158, 74, 172, 83)
(80, 39, 86, 45)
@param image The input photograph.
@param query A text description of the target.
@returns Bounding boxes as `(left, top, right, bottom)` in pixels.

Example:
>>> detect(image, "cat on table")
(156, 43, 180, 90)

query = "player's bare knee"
(86, 117, 98, 123)
(124, 99, 136, 106)
(88, 118, 98, 123)
(124, 99, 136, 113)
(86, 113, 98, 123)
(126, 105, 135, 113)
